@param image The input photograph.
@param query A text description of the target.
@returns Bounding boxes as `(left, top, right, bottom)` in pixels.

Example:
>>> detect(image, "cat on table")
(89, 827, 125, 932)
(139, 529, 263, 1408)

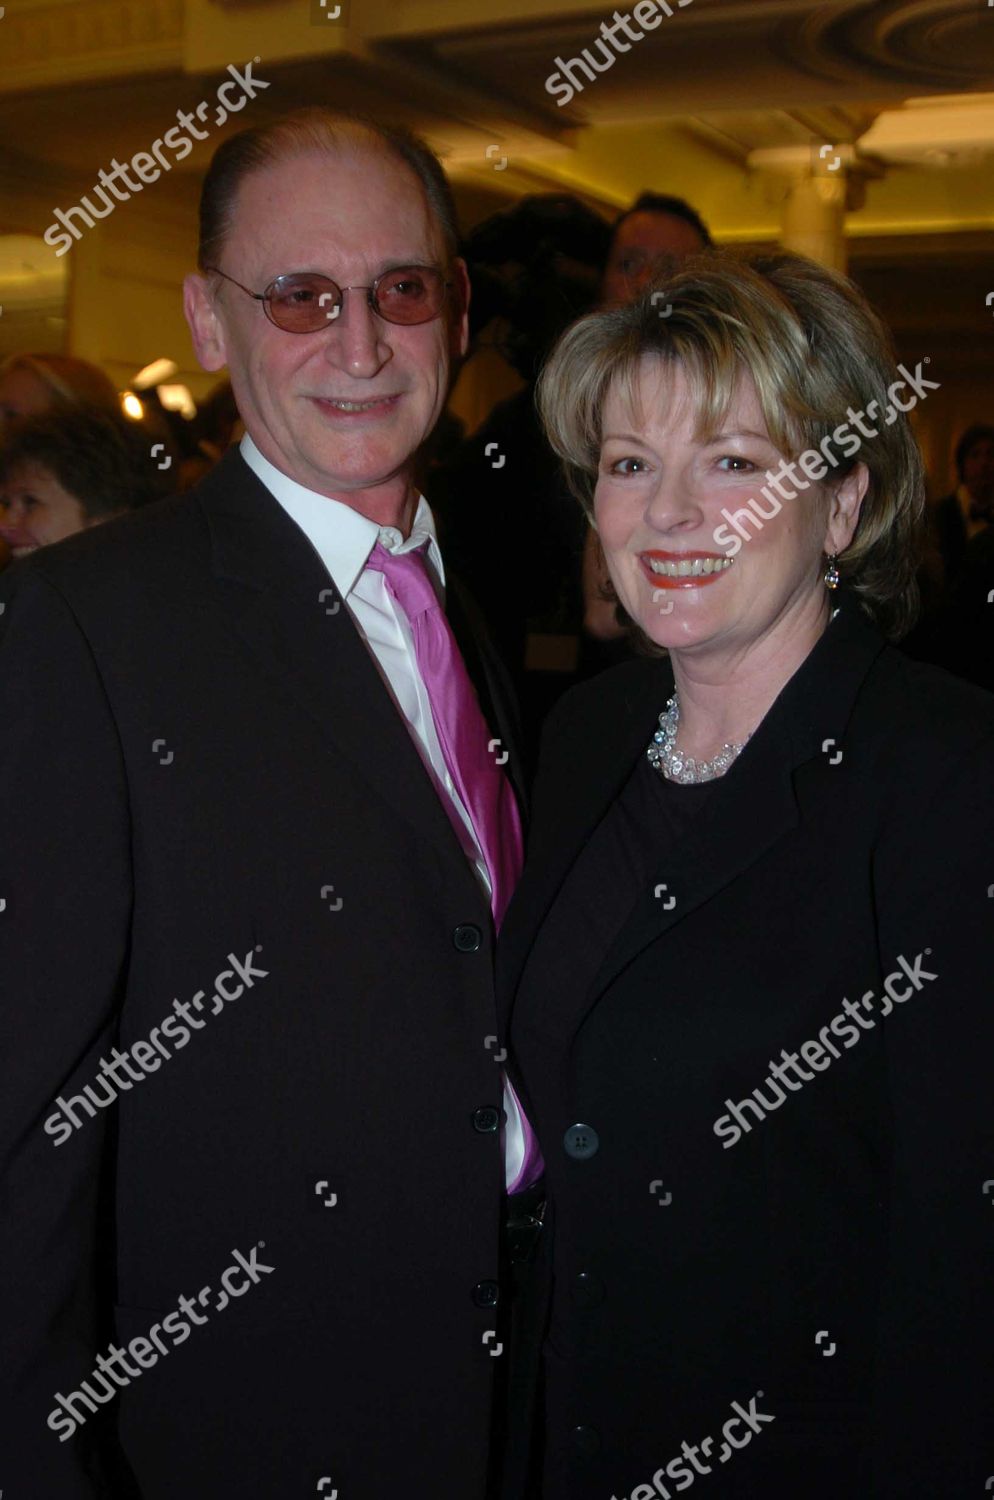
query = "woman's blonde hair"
(536, 251, 926, 639)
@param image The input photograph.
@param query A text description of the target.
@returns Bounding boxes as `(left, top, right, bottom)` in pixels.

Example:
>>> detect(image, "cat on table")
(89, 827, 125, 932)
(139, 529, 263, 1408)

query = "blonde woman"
(498, 254, 994, 1499)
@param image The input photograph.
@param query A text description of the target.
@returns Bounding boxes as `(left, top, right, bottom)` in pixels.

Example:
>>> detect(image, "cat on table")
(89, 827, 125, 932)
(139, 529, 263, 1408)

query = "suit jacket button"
(453, 923, 483, 952)
(563, 1123, 599, 1160)
(571, 1425, 601, 1455)
(472, 1106, 500, 1133)
(571, 1271, 605, 1307)
(472, 1280, 499, 1308)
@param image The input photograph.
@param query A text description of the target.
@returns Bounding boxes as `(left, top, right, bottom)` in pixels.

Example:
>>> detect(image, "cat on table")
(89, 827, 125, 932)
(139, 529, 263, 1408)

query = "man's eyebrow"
(275, 257, 439, 274)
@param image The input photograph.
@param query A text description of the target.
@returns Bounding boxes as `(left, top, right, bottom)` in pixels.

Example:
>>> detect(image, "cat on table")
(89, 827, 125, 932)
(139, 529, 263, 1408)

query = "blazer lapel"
(580, 692, 802, 1022)
(498, 658, 671, 1031)
(197, 449, 485, 883)
(503, 600, 887, 1046)
(574, 602, 888, 1038)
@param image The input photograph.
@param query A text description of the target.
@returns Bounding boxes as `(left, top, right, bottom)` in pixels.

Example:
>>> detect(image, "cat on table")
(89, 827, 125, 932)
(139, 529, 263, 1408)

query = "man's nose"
(628, 264, 653, 296)
(324, 288, 392, 379)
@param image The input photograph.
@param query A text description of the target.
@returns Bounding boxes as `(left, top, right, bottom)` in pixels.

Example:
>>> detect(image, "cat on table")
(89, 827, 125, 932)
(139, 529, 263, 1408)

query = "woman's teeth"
(646, 556, 735, 578)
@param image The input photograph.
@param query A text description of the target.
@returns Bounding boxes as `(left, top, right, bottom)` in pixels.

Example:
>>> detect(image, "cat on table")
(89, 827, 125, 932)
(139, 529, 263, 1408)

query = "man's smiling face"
(184, 145, 469, 525)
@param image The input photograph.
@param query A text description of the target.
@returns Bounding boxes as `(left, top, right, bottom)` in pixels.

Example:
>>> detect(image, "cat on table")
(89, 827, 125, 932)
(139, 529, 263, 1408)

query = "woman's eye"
(609, 457, 649, 476)
(717, 455, 756, 473)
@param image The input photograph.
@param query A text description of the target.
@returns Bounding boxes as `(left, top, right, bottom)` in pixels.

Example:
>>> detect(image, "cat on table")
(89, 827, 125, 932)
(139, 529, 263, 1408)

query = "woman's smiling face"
(593, 355, 862, 662)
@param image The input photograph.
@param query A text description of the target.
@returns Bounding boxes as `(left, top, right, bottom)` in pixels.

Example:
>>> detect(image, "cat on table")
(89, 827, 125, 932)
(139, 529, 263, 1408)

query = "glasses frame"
(204, 263, 452, 333)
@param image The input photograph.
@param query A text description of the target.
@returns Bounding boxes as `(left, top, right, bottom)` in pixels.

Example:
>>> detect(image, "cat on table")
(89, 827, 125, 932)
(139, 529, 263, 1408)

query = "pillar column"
(747, 145, 880, 274)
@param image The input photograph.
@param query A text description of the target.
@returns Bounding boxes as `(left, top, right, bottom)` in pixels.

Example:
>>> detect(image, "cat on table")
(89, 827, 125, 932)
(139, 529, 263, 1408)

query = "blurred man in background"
(429, 194, 612, 769)
(599, 190, 713, 306)
(931, 422, 994, 583)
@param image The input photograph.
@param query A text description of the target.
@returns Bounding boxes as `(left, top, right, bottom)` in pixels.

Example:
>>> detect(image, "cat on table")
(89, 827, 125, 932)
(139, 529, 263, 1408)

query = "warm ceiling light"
(132, 358, 178, 391)
(157, 383, 197, 420)
(121, 391, 144, 420)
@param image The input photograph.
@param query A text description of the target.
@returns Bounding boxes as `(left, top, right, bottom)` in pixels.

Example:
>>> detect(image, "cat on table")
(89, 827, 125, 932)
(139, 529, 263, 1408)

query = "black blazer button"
(571, 1425, 601, 1455)
(563, 1123, 599, 1160)
(472, 1106, 500, 1134)
(453, 923, 483, 952)
(472, 1279, 499, 1308)
(571, 1270, 605, 1307)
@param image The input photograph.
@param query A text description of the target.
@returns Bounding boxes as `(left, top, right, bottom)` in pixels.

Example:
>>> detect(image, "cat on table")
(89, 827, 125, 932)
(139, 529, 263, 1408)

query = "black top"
(499, 595, 994, 1500)
(515, 754, 713, 1027)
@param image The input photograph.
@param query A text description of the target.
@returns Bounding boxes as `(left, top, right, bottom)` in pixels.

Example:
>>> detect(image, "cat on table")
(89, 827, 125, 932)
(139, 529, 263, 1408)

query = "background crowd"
(1, 186, 991, 763)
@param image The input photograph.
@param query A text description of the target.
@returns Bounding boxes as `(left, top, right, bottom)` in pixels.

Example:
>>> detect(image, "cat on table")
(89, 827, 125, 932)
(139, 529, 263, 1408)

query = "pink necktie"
(366, 542, 543, 1192)
(366, 541, 523, 926)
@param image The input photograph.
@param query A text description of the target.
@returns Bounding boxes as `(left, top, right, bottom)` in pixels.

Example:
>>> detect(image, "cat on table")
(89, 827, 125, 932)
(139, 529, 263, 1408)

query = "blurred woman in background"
(0, 352, 119, 429)
(0, 405, 172, 560)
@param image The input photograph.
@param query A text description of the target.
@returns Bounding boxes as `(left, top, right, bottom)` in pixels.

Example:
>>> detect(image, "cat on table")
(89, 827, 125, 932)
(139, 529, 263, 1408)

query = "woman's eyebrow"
(704, 427, 772, 444)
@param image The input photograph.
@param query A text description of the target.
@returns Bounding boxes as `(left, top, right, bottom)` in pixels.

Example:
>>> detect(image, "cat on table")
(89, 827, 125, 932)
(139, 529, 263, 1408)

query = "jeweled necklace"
(646, 692, 749, 784)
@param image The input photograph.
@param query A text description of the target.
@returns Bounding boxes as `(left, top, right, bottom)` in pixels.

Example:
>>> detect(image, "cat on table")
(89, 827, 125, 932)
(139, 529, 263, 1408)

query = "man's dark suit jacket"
(498, 598, 994, 1498)
(932, 489, 972, 580)
(0, 448, 525, 1498)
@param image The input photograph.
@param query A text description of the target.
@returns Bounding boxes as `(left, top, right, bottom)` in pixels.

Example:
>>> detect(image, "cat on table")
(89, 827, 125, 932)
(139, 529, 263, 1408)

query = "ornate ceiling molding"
(774, 0, 994, 91)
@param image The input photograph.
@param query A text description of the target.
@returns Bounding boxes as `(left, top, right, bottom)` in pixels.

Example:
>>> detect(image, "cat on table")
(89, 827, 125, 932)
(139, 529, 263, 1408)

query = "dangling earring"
(824, 553, 840, 590)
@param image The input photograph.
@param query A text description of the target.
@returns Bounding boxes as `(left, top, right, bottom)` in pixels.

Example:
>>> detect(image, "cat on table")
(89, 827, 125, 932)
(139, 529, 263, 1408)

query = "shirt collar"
(239, 433, 445, 599)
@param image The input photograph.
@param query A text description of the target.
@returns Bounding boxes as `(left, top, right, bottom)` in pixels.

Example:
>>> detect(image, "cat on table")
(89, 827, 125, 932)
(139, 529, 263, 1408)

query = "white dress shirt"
(240, 435, 527, 1189)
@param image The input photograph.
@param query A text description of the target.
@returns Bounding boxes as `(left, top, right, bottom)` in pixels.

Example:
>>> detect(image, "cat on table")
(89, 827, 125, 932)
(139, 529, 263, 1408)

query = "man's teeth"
(323, 397, 386, 412)
(646, 556, 735, 578)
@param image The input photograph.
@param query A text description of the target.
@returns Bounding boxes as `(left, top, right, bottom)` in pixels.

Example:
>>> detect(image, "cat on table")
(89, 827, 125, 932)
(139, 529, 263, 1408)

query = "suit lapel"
(196, 450, 486, 885)
(445, 572, 529, 820)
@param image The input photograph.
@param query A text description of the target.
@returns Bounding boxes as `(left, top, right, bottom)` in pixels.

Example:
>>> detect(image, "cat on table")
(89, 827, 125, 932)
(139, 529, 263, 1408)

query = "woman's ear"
(824, 461, 869, 557)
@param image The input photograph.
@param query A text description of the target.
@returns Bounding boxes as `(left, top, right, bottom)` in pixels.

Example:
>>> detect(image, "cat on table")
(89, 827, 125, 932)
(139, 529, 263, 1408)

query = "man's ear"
(824, 461, 869, 557)
(184, 273, 228, 373)
(449, 257, 471, 361)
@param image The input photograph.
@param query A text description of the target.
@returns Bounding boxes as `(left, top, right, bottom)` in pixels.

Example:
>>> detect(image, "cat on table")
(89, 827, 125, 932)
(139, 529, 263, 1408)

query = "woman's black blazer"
(499, 597, 994, 1499)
